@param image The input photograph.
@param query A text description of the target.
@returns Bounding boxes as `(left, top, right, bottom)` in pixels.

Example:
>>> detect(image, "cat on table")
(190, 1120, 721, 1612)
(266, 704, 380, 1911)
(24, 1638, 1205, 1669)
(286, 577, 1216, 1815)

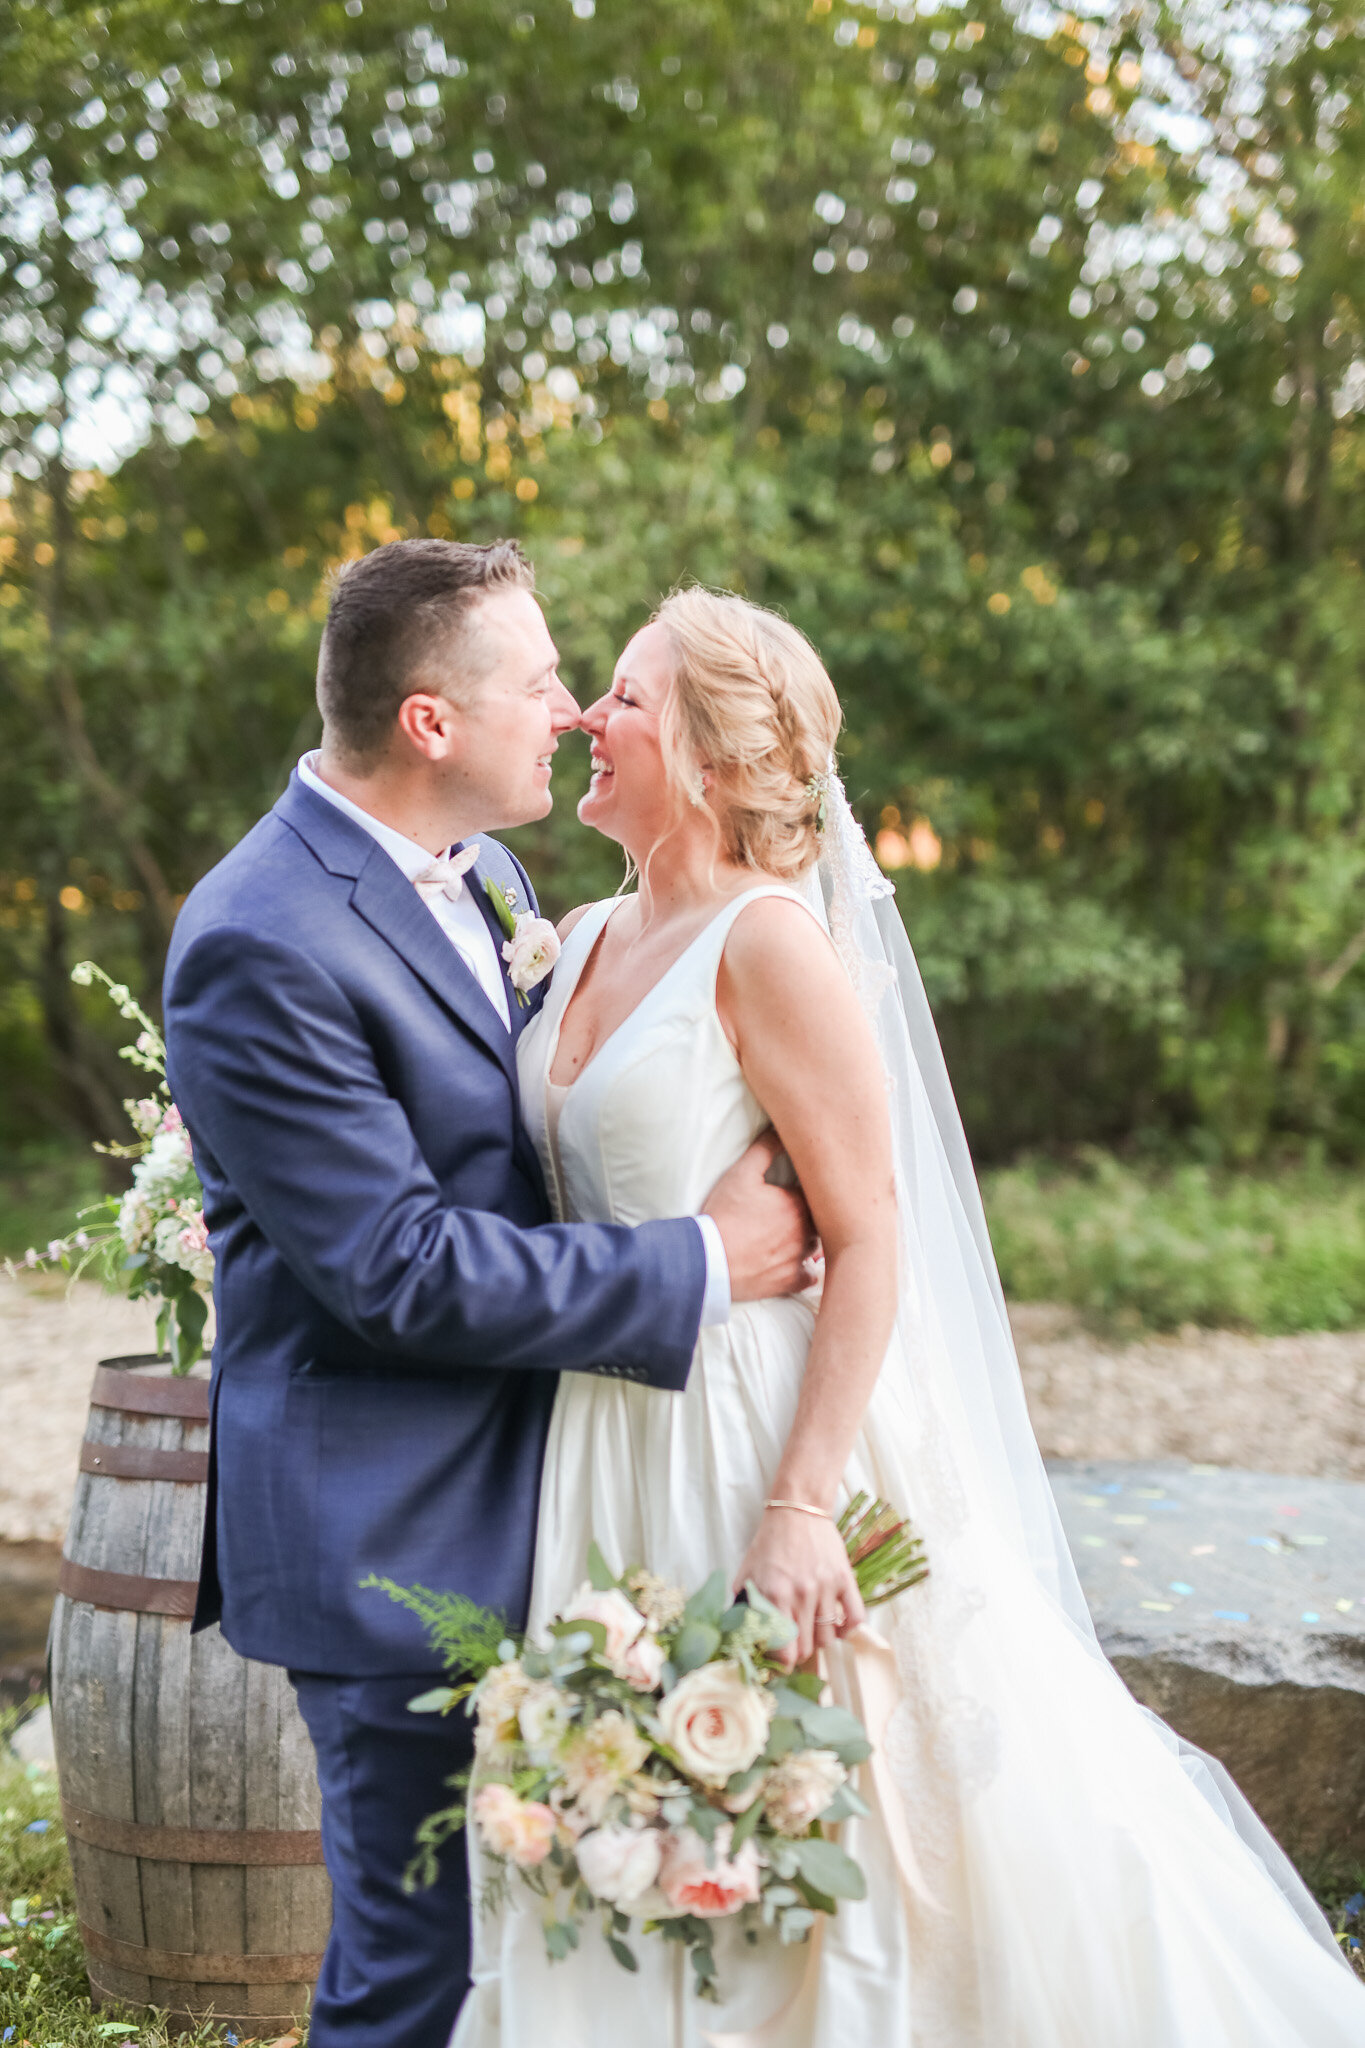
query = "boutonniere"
(485, 879, 561, 1007)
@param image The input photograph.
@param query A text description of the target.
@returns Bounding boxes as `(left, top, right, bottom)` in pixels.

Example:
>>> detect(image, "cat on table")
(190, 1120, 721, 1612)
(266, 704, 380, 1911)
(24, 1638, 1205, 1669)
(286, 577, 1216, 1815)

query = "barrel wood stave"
(50, 1356, 328, 2033)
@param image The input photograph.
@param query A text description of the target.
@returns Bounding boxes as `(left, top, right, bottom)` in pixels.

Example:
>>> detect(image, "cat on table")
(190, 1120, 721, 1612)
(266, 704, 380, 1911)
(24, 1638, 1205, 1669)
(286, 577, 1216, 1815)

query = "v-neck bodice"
(516, 886, 805, 1227)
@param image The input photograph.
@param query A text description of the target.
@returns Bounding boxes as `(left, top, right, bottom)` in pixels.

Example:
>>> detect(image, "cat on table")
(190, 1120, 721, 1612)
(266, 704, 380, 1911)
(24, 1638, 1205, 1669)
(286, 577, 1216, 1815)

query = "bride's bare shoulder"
(717, 889, 841, 1018)
(556, 902, 598, 941)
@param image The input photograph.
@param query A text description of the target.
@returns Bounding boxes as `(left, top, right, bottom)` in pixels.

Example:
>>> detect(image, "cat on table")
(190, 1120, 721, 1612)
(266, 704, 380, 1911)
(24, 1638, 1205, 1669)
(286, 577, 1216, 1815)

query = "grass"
(0, 1147, 108, 1266)
(0, 1712, 307, 2047)
(983, 1153, 1365, 1337)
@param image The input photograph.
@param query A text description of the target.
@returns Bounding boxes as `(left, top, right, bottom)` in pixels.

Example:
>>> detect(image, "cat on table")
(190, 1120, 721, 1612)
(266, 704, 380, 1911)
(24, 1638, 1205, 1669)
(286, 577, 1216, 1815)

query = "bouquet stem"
(838, 1492, 929, 1606)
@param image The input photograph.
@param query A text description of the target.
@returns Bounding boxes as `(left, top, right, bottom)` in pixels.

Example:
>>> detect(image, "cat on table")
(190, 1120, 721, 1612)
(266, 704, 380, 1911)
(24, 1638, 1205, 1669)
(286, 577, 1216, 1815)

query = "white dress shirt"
(295, 753, 731, 1325)
(298, 751, 510, 1028)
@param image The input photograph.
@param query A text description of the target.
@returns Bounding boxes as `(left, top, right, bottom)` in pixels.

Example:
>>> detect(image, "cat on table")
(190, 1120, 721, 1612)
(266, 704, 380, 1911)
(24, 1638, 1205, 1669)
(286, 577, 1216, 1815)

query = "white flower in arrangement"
(502, 912, 560, 996)
(474, 1660, 531, 1756)
(658, 1821, 764, 1918)
(574, 1823, 663, 1909)
(656, 1661, 773, 1787)
(126, 1097, 164, 1139)
(561, 1583, 648, 1667)
(117, 1189, 156, 1254)
(518, 1679, 574, 1756)
(471, 1783, 556, 1869)
(762, 1749, 848, 1836)
(559, 1710, 653, 1823)
(620, 1630, 666, 1692)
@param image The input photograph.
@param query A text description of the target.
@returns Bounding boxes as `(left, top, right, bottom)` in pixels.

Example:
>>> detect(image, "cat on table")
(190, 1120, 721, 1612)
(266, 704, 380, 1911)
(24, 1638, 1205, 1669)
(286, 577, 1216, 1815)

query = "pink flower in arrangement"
(659, 1821, 763, 1918)
(472, 1783, 556, 1869)
(160, 1103, 185, 1134)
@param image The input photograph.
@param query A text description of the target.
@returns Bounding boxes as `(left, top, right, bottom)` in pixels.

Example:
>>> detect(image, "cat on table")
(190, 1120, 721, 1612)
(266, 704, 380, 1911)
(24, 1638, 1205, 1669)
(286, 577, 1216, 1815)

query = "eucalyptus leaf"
(793, 1836, 867, 1901)
(670, 1619, 721, 1673)
(586, 1541, 619, 1593)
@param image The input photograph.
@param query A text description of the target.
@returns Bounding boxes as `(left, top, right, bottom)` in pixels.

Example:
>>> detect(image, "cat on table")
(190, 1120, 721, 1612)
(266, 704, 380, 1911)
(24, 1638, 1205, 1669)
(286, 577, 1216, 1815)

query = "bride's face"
(577, 622, 685, 850)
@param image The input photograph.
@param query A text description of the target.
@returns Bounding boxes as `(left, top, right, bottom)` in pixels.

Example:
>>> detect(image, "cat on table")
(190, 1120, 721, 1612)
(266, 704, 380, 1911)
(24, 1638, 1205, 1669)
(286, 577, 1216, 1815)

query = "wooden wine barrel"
(49, 1355, 330, 2035)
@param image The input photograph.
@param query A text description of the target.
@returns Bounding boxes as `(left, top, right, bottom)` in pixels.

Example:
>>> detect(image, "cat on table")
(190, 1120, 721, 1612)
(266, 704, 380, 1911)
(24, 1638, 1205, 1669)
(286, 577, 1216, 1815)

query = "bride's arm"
(716, 895, 899, 1665)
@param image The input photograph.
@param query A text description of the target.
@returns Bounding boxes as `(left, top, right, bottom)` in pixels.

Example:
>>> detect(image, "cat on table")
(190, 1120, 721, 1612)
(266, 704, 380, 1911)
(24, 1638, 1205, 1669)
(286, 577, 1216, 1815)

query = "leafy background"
(2, 0, 1364, 1207)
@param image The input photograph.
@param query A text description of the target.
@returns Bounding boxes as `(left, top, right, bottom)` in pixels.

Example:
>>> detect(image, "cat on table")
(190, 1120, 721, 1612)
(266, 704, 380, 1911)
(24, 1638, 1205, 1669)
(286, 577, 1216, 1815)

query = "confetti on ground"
(1169, 1581, 1194, 1596)
(1302, 1611, 1321, 1623)
(1298, 1534, 1328, 1545)
(1120, 1555, 1140, 1567)
(1213, 1609, 1251, 1622)
(1113, 1513, 1147, 1525)
(1275, 1505, 1301, 1516)
(1080, 1535, 1106, 1547)
(1191, 1543, 1216, 1555)
(1140, 1599, 1174, 1611)
(1337, 1599, 1355, 1612)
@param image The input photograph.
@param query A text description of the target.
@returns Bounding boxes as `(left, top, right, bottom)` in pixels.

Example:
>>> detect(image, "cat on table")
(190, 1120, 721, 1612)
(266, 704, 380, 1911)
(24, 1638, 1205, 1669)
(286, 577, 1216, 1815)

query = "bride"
(453, 588, 1364, 2046)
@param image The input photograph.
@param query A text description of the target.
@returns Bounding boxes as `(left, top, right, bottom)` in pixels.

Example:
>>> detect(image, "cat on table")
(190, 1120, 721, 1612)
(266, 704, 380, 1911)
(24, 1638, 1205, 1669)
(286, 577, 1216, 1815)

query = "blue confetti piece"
(1168, 1581, 1194, 1596)
(1343, 1892, 1364, 1916)
(22, 1818, 49, 1834)
(4, 2027, 13, 2041)
(1151, 1501, 1182, 1512)
(1099, 1483, 1122, 1495)
(1213, 1609, 1251, 1622)
(1302, 1611, 1321, 1624)
(227, 2036, 238, 2046)
(1247, 1536, 1277, 1549)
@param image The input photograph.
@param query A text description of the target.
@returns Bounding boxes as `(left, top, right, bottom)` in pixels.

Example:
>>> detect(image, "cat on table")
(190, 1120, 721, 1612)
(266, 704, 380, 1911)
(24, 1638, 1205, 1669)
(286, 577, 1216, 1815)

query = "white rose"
(561, 1584, 647, 1666)
(762, 1749, 847, 1835)
(657, 1661, 771, 1788)
(518, 1679, 573, 1755)
(502, 913, 561, 994)
(575, 1823, 663, 1908)
(474, 1660, 530, 1755)
(620, 1631, 666, 1693)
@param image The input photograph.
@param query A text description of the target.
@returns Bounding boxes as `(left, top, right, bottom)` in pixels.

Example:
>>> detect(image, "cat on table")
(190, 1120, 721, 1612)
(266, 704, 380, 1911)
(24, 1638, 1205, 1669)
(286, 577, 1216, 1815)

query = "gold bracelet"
(764, 1497, 834, 1521)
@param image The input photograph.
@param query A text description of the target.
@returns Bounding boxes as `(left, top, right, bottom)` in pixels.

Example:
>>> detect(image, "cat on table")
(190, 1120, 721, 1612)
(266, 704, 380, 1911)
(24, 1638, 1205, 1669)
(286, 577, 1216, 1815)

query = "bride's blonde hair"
(651, 587, 843, 881)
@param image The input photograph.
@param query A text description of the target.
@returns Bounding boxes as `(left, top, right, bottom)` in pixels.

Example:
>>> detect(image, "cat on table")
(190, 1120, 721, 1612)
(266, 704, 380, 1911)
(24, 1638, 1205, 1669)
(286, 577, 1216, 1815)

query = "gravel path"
(2, 1278, 1363, 1542)
(1, 1275, 156, 1541)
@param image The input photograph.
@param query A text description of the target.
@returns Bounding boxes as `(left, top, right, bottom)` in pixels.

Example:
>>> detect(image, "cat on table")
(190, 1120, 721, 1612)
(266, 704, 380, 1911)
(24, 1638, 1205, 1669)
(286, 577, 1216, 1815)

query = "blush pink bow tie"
(413, 845, 479, 905)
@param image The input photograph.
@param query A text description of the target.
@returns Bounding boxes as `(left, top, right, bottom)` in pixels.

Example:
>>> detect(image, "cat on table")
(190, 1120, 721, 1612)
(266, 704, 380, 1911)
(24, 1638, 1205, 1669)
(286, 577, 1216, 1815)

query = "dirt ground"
(2, 1276, 1363, 1543)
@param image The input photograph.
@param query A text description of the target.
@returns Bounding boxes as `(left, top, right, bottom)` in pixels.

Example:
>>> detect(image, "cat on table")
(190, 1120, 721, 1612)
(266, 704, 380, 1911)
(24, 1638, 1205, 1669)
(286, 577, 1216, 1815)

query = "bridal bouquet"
(369, 1497, 926, 2001)
(8, 961, 212, 1371)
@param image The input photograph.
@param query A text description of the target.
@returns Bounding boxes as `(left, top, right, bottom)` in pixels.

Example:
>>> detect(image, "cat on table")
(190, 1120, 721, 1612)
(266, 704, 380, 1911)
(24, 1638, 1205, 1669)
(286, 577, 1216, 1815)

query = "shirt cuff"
(694, 1213, 732, 1328)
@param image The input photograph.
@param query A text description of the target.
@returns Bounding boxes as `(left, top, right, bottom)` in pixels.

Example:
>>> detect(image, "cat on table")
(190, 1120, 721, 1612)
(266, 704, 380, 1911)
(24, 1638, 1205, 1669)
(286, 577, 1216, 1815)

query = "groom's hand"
(704, 1130, 819, 1302)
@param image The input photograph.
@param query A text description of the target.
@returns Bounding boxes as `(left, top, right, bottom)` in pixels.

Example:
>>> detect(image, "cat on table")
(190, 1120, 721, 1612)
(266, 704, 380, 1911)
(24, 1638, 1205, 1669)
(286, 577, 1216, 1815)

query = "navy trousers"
(290, 1671, 477, 2048)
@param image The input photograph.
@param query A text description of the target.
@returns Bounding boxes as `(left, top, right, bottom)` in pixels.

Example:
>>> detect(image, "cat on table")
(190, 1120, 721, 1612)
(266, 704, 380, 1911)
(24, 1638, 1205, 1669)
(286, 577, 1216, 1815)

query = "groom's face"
(443, 588, 580, 830)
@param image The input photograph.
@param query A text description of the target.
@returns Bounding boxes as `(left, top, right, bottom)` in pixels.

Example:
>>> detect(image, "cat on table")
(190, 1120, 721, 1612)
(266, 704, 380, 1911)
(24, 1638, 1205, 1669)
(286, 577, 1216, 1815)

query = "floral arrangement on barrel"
(367, 1495, 927, 2001)
(8, 962, 211, 1372)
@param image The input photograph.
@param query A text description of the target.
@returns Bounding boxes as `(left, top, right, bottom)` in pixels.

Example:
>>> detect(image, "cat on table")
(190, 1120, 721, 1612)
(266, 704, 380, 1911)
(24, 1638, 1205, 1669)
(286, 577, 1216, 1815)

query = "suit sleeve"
(163, 925, 704, 1389)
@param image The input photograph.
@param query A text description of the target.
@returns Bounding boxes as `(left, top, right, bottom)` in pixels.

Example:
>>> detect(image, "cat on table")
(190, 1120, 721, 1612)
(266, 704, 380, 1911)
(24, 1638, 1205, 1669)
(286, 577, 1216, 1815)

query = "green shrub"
(983, 1154, 1365, 1335)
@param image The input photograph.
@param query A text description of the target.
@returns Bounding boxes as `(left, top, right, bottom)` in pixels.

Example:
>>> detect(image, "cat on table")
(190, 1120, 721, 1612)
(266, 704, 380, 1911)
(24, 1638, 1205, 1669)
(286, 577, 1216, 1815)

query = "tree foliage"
(1, 0, 1363, 1160)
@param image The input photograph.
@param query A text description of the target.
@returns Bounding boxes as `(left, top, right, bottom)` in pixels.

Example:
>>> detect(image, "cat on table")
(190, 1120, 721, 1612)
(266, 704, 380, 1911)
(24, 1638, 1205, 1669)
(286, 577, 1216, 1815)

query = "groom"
(162, 538, 813, 2048)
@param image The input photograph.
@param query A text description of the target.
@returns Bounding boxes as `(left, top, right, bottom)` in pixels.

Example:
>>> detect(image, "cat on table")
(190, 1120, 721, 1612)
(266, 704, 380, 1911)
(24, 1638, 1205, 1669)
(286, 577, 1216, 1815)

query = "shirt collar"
(297, 751, 454, 885)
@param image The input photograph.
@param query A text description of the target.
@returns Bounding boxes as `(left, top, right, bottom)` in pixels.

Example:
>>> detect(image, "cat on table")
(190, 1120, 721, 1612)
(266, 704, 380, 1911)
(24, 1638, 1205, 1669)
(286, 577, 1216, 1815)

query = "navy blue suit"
(163, 772, 706, 2043)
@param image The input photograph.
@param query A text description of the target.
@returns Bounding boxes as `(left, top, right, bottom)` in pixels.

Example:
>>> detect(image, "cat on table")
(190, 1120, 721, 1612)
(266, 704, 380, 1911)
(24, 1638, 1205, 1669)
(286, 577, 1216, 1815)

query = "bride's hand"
(734, 1505, 866, 1669)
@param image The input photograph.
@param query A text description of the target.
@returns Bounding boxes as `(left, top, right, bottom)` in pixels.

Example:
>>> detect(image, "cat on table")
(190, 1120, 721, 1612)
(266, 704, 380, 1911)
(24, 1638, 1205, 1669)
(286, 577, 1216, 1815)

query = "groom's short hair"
(316, 537, 534, 762)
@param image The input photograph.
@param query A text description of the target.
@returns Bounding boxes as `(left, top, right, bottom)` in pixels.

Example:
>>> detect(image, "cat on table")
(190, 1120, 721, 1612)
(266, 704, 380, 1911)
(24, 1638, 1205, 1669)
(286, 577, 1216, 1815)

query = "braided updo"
(651, 587, 843, 881)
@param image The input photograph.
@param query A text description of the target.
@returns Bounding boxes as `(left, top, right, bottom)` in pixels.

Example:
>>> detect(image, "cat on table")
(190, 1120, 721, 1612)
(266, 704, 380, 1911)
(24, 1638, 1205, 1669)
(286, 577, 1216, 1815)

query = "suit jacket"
(163, 772, 706, 1675)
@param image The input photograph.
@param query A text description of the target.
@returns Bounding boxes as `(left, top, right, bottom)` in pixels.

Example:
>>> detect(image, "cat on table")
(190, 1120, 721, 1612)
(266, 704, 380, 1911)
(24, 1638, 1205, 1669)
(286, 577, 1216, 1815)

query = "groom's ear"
(394, 688, 465, 763)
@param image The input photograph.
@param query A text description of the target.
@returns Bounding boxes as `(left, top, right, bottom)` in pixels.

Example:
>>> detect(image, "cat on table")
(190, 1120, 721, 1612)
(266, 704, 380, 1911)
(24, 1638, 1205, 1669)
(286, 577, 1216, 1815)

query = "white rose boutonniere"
(485, 879, 560, 1006)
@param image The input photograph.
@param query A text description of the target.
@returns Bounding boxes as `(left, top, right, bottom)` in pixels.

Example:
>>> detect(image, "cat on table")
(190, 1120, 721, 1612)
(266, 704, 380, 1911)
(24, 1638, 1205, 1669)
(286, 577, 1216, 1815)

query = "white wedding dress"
(452, 878, 1365, 2048)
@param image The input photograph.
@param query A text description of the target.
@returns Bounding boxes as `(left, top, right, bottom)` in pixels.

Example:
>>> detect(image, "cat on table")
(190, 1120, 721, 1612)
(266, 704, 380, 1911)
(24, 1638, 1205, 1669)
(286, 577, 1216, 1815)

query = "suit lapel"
(349, 848, 519, 1085)
(274, 774, 524, 1084)
(467, 850, 544, 1045)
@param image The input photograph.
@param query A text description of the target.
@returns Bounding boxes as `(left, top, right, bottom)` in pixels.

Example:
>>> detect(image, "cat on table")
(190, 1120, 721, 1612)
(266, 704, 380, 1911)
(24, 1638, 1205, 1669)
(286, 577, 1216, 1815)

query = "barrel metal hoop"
(58, 1558, 199, 1618)
(62, 1798, 324, 1866)
(90, 1363, 211, 1421)
(79, 1441, 210, 1484)
(79, 1921, 322, 1984)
